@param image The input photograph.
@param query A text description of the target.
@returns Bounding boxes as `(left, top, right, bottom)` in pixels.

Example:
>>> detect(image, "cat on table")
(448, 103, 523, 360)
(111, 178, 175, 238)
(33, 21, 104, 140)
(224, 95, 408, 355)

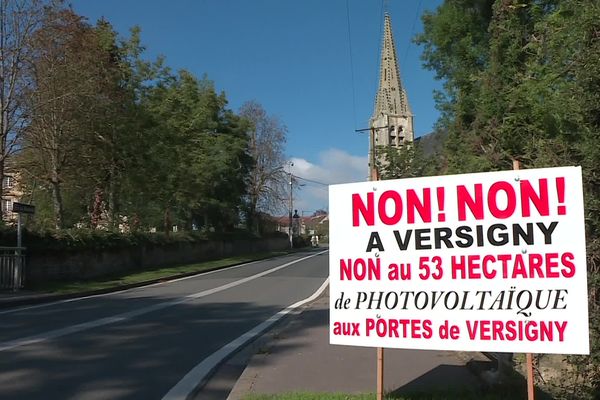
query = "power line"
(301, 185, 328, 193)
(293, 174, 330, 187)
(402, 0, 424, 71)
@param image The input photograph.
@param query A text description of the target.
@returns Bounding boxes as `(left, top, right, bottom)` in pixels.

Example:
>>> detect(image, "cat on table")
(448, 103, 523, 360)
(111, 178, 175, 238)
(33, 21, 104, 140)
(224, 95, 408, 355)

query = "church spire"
(373, 13, 412, 119)
(368, 13, 414, 179)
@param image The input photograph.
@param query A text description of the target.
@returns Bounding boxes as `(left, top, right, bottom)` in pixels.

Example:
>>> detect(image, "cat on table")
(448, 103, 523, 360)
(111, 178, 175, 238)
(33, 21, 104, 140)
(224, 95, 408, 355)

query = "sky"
(71, 0, 444, 214)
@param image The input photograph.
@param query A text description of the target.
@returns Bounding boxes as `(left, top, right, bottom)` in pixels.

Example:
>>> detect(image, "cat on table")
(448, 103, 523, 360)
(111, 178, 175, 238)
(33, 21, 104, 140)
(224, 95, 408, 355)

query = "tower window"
(2, 176, 13, 189)
(1, 199, 11, 213)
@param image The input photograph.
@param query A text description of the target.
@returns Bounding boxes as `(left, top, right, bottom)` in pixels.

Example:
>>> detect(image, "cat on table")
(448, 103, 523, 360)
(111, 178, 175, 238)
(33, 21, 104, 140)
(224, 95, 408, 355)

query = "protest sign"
(329, 166, 589, 354)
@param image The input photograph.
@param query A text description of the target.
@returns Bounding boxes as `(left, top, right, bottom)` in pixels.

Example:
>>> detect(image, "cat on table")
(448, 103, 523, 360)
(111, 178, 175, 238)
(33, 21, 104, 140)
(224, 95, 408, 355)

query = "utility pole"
(370, 126, 379, 181)
(288, 161, 294, 249)
(356, 125, 388, 181)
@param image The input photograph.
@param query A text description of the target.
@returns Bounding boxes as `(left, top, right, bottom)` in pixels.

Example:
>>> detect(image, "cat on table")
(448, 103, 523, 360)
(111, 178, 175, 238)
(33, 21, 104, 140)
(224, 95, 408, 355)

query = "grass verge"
(29, 250, 291, 295)
(243, 389, 523, 400)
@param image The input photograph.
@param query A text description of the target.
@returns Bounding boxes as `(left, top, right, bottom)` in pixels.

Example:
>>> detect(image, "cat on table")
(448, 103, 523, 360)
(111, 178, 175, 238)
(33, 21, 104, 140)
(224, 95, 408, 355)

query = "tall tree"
(418, 1, 600, 396)
(22, 8, 113, 228)
(0, 0, 48, 199)
(415, 0, 495, 173)
(142, 71, 251, 232)
(81, 20, 165, 229)
(239, 100, 287, 233)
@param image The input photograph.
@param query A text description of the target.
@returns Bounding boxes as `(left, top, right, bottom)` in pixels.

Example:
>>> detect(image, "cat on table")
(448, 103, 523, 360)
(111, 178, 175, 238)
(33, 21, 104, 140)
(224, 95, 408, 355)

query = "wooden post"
(513, 159, 535, 400)
(370, 127, 383, 400)
(353, 126, 385, 399)
(377, 347, 384, 400)
(526, 352, 535, 400)
(512, 159, 520, 172)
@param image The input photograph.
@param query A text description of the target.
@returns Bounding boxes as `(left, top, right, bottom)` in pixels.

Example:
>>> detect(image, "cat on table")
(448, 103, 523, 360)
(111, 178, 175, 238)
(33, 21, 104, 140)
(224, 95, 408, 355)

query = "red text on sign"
(351, 177, 567, 226)
(466, 320, 567, 342)
(451, 252, 576, 279)
(352, 188, 436, 226)
(340, 258, 381, 280)
(365, 318, 433, 339)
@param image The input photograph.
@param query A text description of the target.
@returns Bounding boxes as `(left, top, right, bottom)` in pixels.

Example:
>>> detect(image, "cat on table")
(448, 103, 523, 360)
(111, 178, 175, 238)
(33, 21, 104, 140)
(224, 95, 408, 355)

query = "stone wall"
(25, 237, 288, 285)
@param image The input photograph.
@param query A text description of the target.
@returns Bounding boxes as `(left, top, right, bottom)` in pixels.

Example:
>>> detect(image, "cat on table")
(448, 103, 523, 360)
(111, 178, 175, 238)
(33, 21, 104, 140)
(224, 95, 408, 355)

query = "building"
(1, 170, 23, 223)
(369, 13, 414, 180)
(274, 213, 328, 238)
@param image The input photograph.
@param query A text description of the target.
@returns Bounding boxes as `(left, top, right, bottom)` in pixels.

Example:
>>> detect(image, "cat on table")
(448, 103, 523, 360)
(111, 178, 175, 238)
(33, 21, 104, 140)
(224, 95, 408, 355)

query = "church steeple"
(373, 14, 412, 119)
(368, 13, 414, 179)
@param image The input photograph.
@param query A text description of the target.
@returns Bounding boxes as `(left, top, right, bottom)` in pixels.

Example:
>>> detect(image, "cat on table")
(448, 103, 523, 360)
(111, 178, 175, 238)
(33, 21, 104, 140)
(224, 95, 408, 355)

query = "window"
(2, 176, 14, 189)
(1, 199, 11, 213)
(389, 126, 397, 145)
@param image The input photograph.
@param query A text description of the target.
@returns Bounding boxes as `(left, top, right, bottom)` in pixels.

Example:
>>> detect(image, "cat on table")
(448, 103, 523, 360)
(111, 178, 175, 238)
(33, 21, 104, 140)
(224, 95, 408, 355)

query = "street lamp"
(288, 161, 294, 249)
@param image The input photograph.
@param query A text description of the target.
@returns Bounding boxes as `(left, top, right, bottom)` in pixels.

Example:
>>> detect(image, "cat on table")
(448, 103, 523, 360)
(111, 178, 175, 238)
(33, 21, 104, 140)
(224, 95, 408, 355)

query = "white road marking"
(0, 252, 304, 316)
(0, 250, 328, 352)
(162, 277, 330, 400)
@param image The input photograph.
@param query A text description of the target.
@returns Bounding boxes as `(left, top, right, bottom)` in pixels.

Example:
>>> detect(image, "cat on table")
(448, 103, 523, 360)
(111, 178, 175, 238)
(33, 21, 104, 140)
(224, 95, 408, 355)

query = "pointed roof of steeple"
(372, 14, 412, 119)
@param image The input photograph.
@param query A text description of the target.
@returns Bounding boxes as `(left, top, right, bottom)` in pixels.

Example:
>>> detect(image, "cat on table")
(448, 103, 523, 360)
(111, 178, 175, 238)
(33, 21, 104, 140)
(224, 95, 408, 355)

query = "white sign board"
(329, 166, 589, 354)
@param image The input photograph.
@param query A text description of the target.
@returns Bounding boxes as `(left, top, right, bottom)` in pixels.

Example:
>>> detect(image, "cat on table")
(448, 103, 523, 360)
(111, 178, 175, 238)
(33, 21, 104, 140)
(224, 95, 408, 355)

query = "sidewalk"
(226, 288, 490, 399)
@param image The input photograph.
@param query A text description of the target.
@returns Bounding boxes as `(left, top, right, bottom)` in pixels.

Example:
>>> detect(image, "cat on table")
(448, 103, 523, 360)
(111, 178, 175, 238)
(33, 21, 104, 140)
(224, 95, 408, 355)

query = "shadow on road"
(2, 249, 330, 400)
(1, 299, 293, 400)
(389, 361, 553, 399)
(221, 282, 556, 400)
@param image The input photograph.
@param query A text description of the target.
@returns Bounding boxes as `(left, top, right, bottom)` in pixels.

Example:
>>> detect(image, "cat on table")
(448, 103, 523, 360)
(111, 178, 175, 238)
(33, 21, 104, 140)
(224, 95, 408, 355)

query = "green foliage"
(139, 70, 252, 232)
(0, 225, 195, 253)
(243, 389, 523, 400)
(416, 0, 600, 397)
(11, 3, 273, 236)
(376, 141, 441, 180)
(0, 225, 267, 254)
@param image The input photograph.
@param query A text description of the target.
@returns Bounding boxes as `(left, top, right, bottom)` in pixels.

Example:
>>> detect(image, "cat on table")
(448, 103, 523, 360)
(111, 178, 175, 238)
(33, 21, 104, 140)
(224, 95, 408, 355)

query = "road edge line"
(161, 277, 330, 400)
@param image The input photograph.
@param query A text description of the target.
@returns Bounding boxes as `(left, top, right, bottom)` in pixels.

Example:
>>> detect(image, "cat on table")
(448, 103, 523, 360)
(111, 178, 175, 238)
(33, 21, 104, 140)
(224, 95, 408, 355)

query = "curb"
(198, 282, 330, 400)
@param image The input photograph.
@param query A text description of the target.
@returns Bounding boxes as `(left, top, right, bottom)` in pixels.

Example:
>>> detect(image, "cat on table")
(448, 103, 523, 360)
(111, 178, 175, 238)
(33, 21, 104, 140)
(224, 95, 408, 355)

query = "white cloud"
(288, 148, 368, 213)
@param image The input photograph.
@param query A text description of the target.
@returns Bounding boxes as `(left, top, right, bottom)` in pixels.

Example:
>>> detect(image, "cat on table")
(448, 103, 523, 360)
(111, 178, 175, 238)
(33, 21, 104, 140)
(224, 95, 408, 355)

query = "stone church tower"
(369, 14, 414, 180)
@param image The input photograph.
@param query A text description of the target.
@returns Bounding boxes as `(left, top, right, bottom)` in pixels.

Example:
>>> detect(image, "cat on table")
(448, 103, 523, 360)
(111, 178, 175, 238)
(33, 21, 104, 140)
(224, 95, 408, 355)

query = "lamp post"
(288, 161, 294, 249)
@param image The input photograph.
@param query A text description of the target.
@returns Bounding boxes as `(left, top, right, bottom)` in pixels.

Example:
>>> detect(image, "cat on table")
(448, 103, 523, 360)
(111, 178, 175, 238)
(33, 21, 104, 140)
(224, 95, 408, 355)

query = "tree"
(415, 0, 495, 174)
(22, 8, 117, 228)
(418, 1, 600, 396)
(141, 71, 251, 232)
(377, 144, 440, 182)
(19, 10, 163, 230)
(0, 0, 49, 200)
(81, 20, 166, 229)
(239, 100, 287, 233)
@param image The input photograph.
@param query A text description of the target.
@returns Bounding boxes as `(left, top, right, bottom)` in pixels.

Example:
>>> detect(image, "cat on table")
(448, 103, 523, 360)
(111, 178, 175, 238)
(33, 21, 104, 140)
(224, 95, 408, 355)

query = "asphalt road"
(0, 249, 329, 400)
